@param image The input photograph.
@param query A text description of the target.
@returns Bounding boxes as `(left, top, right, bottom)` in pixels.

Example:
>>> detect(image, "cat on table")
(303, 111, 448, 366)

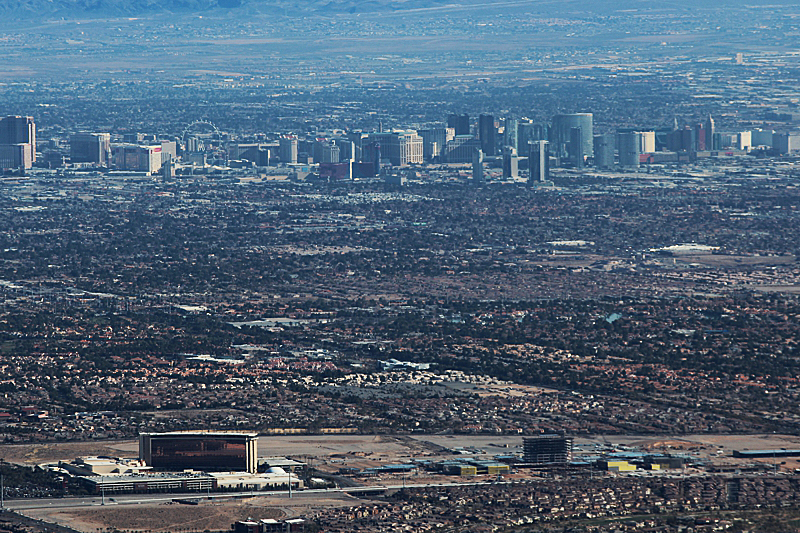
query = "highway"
(3, 481, 513, 511)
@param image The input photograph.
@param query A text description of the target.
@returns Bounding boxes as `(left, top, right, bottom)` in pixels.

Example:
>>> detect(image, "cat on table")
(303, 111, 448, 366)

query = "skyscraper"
(551, 113, 593, 161)
(112, 144, 164, 174)
(0, 115, 36, 169)
(447, 114, 470, 136)
(502, 146, 518, 179)
(367, 131, 423, 166)
(70, 132, 111, 166)
(694, 124, 706, 151)
(570, 127, 584, 169)
(639, 131, 656, 154)
(472, 148, 484, 184)
(279, 136, 298, 164)
(418, 127, 455, 161)
(705, 115, 716, 150)
(504, 118, 519, 151)
(618, 132, 641, 168)
(594, 134, 614, 169)
(529, 140, 550, 184)
(478, 114, 496, 156)
(523, 434, 573, 465)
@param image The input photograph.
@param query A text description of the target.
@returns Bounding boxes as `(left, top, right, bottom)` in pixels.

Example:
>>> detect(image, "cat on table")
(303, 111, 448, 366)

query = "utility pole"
(1, 474, 4, 511)
(288, 470, 292, 499)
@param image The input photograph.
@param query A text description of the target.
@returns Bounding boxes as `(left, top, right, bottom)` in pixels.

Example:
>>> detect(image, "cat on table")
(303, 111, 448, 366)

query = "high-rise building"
(529, 140, 550, 184)
(478, 114, 496, 156)
(442, 136, 481, 163)
(668, 126, 696, 153)
(552, 113, 593, 161)
(774, 133, 800, 154)
(70, 133, 111, 166)
(518, 122, 549, 152)
(570, 127, 584, 169)
(447, 114, 470, 136)
(502, 146, 518, 179)
(694, 124, 706, 151)
(751, 129, 774, 148)
(594, 134, 615, 169)
(139, 432, 258, 473)
(367, 131, 423, 166)
(0, 144, 34, 170)
(112, 144, 163, 174)
(0, 115, 36, 169)
(346, 132, 370, 162)
(705, 115, 716, 150)
(523, 434, 573, 465)
(472, 148, 484, 184)
(639, 131, 656, 154)
(504, 118, 519, 151)
(231, 144, 272, 166)
(737, 131, 752, 151)
(418, 127, 455, 161)
(618, 132, 641, 168)
(160, 141, 178, 164)
(279, 137, 298, 164)
(0, 115, 36, 149)
(313, 140, 340, 163)
(334, 139, 355, 162)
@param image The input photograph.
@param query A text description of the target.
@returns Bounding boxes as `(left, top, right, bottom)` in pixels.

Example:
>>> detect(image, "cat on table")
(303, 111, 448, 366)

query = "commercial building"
(319, 161, 353, 181)
(618, 132, 641, 168)
(139, 431, 258, 473)
(552, 113, 593, 161)
(774, 133, 800, 154)
(478, 114, 496, 156)
(367, 131, 423, 166)
(447, 113, 470, 136)
(570, 127, 584, 168)
(279, 137, 298, 164)
(732, 449, 800, 459)
(518, 122, 548, 150)
(0, 144, 34, 170)
(502, 146, 518, 179)
(0, 115, 36, 169)
(442, 136, 481, 163)
(418, 127, 454, 160)
(81, 472, 216, 494)
(314, 141, 340, 163)
(600, 460, 636, 472)
(70, 133, 111, 166)
(737, 131, 752, 151)
(504, 118, 518, 151)
(231, 143, 273, 166)
(751, 128, 774, 148)
(59, 456, 150, 476)
(705, 115, 716, 150)
(523, 434, 573, 465)
(529, 140, 550, 184)
(594, 134, 614, 169)
(472, 148, 484, 184)
(639, 131, 656, 154)
(234, 518, 305, 533)
(112, 144, 163, 174)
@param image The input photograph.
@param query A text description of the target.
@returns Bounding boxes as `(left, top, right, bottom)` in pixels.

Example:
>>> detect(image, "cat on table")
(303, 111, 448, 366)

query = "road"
(3, 481, 512, 511)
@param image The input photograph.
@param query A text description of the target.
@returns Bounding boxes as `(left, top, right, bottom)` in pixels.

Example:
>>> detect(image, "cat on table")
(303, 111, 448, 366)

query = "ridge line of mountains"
(1, 0, 766, 22)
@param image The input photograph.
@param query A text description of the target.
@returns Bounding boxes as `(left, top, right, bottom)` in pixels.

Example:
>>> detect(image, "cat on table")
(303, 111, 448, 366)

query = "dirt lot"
(257, 434, 415, 458)
(1, 435, 425, 466)
(0, 441, 136, 465)
(23, 494, 360, 533)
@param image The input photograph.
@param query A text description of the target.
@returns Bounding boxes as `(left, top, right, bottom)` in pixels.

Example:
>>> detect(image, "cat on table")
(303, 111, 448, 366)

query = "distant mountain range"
(2, 0, 458, 20)
(1, 0, 779, 21)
